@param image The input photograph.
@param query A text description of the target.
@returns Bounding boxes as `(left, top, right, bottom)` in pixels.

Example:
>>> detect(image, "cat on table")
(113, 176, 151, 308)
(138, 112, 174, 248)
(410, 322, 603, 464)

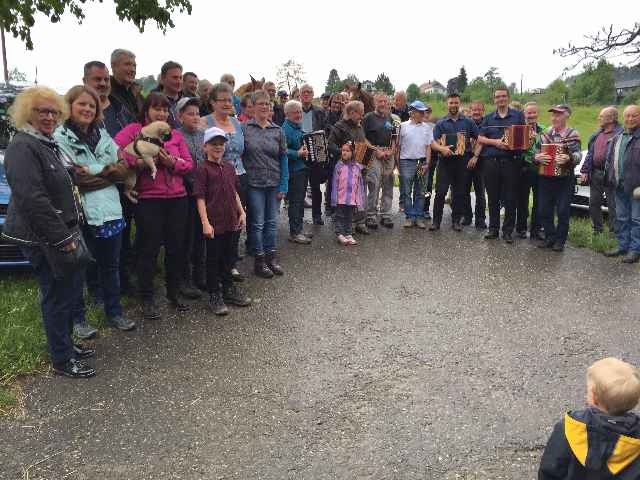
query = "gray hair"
(300, 83, 314, 93)
(603, 106, 619, 123)
(344, 100, 364, 117)
(395, 91, 406, 100)
(197, 79, 212, 97)
(110, 49, 135, 65)
(284, 100, 302, 114)
(208, 82, 233, 104)
(220, 73, 235, 85)
(251, 89, 270, 105)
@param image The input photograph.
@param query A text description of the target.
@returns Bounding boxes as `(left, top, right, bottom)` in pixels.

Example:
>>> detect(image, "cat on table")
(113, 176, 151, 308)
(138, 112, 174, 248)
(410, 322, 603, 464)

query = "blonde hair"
(9, 86, 68, 130)
(588, 358, 640, 415)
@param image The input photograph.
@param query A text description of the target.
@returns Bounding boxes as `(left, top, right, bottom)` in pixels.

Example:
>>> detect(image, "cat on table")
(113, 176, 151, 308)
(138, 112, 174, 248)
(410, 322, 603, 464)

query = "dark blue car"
(0, 149, 30, 267)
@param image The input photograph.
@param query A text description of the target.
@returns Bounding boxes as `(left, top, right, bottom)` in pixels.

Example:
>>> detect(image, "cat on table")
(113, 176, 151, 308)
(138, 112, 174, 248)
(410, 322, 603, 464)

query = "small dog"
(123, 121, 172, 203)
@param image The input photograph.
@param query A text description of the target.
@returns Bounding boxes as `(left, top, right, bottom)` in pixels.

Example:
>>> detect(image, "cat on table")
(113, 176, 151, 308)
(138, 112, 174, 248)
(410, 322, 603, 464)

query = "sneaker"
(381, 218, 394, 229)
(53, 358, 95, 378)
(552, 242, 565, 252)
(208, 292, 229, 316)
(346, 235, 358, 245)
(355, 224, 370, 235)
(230, 268, 245, 282)
(223, 284, 252, 307)
(142, 299, 161, 320)
(365, 218, 378, 230)
(168, 297, 190, 312)
(403, 219, 415, 228)
(336, 234, 349, 245)
(73, 321, 97, 340)
(416, 219, 427, 229)
(289, 233, 312, 244)
(73, 343, 96, 359)
(179, 284, 202, 300)
(106, 315, 136, 331)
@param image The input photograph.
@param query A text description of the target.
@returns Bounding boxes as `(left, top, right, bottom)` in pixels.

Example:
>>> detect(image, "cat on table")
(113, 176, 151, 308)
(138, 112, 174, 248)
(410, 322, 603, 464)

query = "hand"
(440, 146, 453, 158)
(277, 191, 285, 201)
(238, 211, 246, 228)
(74, 165, 90, 175)
(555, 153, 570, 166)
(298, 146, 308, 158)
(535, 153, 551, 165)
(61, 241, 77, 252)
(419, 164, 429, 176)
(580, 174, 588, 185)
(495, 139, 509, 150)
(467, 156, 478, 170)
(157, 149, 175, 168)
(202, 223, 214, 239)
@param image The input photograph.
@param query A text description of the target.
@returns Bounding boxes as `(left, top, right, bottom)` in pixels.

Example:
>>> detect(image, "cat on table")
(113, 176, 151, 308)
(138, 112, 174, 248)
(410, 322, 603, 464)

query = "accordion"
(302, 130, 329, 165)
(439, 133, 466, 156)
(354, 141, 376, 168)
(538, 143, 571, 177)
(503, 125, 533, 150)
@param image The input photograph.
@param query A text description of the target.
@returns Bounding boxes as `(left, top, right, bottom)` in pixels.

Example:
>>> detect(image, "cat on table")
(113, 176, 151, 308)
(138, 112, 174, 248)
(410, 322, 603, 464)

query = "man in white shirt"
(398, 101, 433, 228)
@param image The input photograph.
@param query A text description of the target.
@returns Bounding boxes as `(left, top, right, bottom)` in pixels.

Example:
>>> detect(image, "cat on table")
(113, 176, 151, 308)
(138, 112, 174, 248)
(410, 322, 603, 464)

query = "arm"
(113, 123, 141, 168)
(235, 192, 246, 228)
(167, 131, 194, 176)
(581, 136, 594, 175)
(196, 197, 213, 238)
(538, 421, 571, 480)
(277, 131, 289, 196)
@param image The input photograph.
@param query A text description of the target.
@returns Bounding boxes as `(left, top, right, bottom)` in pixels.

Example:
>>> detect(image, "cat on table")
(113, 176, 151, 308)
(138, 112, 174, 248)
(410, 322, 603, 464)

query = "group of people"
(2, 48, 640, 381)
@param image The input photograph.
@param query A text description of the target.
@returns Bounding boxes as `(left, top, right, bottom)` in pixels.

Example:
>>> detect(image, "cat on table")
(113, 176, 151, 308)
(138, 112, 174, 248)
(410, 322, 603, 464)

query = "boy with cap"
(534, 105, 581, 252)
(193, 127, 252, 315)
(539, 357, 640, 479)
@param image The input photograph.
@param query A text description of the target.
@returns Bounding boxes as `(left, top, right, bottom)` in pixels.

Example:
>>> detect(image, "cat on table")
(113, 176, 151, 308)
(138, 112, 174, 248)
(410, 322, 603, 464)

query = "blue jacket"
(282, 119, 307, 174)
(605, 127, 640, 194)
(54, 125, 123, 227)
(581, 123, 624, 174)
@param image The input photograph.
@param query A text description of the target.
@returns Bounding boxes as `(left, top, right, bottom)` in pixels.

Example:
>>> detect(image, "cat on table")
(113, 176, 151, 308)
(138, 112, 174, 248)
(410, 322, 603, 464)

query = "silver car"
(571, 150, 609, 212)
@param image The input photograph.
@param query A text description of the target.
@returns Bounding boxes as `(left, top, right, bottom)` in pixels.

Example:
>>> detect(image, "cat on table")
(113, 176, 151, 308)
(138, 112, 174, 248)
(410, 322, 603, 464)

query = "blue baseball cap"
(409, 100, 431, 112)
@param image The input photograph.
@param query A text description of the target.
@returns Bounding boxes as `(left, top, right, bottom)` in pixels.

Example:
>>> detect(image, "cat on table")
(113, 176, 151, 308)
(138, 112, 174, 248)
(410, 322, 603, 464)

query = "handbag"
(40, 227, 95, 279)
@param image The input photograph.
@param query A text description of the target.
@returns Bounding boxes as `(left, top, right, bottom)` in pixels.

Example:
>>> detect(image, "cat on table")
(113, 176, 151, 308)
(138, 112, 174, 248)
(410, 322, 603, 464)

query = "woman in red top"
(114, 92, 193, 319)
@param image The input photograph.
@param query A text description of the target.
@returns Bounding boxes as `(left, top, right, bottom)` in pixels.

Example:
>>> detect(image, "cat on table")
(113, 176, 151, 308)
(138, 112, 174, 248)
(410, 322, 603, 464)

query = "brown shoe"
(416, 219, 427, 229)
(403, 219, 414, 228)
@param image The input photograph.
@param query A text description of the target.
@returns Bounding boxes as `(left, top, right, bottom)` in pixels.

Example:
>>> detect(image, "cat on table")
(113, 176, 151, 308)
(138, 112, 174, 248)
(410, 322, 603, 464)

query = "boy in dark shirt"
(193, 127, 251, 315)
(539, 357, 640, 479)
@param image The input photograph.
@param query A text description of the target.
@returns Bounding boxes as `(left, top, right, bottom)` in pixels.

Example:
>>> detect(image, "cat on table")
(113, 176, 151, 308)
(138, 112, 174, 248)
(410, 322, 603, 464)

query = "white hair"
(284, 99, 303, 114)
(110, 49, 135, 65)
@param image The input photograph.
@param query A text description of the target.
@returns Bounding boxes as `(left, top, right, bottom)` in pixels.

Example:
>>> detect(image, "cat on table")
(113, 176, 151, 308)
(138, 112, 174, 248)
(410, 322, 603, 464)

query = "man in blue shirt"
(430, 93, 479, 231)
(478, 88, 526, 243)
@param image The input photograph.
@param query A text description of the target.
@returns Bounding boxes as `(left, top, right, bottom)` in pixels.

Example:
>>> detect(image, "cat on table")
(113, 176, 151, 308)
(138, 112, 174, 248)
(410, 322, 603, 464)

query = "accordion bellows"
(539, 143, 571, 177)
(503, 125, 532, 150)
(439, 133, 466, 156)
(354, 142, 376, 167)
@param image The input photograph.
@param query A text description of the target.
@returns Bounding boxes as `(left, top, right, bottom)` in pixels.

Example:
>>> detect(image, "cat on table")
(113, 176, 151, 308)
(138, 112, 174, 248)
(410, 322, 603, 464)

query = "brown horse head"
(235, 76, 266, 96)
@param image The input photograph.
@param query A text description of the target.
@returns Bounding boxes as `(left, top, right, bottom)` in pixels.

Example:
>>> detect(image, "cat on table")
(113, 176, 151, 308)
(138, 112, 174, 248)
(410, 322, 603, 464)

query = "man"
(362, 92, 396, 229)
(430, 93, 479, 231)
(220, 73, 241, 118)
(581, 106, 623, 234)
(182, 71, 199, 97)
(461, 100, 487, 229)
(109, 49, 144, 121)
(156, 61, 184, 128)
(392, 91, 410, 122)
(517, 101, 545, 240)
(265, 81, 284, 126)
(320, 93, 331, 111)
(604, 105, 640, 264)
(478, 88, 526, 243)
(82, 61, 131, 137)
(534, 105, 581, 252)
(398, 101, 433, 229)
(299, 84, 328, 224)
(278, 90, 289, 106)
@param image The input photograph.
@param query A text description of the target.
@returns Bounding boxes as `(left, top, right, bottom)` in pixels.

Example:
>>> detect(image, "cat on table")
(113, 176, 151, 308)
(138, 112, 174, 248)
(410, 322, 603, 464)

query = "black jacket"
(109, 76, 144, 121)
(327, 119, 366, 163)
(303, 104, 327, 132)
(539, 408, 640, 480)
(2, 131, 79, 248)
(605, 128, 640, 194)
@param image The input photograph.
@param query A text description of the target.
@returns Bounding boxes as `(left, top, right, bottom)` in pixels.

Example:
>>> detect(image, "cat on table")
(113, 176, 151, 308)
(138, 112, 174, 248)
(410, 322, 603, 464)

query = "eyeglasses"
(215, 98, 233, 104)
(33, 108, 62, 119)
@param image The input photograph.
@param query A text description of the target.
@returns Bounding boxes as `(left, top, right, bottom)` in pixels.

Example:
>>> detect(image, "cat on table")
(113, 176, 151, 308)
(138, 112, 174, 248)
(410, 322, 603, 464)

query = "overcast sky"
(5, 0, 630, 95)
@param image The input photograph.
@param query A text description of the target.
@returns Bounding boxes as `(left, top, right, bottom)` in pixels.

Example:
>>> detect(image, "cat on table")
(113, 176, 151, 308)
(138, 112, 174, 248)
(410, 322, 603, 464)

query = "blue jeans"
(85, 229, 124, 318)
(21, 247, 84, 365)
(399, 158, 425, 220)
(538, 176, 573, 246)
(615, 187, 640, 253)
(247, 186, 280, 256)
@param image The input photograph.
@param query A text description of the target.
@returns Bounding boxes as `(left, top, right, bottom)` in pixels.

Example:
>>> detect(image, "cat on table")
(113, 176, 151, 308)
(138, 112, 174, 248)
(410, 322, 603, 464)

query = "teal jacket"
(281, 119, 307, 174)
(54, 124, 123, 227)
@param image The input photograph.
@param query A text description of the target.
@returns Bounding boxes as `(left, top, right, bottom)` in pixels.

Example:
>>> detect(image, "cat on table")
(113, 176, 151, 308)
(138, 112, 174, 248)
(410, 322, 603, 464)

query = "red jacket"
(114, 123, 193, 199)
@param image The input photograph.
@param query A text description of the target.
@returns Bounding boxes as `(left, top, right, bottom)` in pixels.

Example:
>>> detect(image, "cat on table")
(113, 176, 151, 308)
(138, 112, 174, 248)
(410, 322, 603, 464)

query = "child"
(539, 357, 640, 479)
(193, 127, 251, 315)
(331, 142, 365, 245)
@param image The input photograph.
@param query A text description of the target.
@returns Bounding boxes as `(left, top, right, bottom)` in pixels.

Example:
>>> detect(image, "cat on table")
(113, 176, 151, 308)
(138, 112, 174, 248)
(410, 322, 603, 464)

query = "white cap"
(203, 127, 228, 144)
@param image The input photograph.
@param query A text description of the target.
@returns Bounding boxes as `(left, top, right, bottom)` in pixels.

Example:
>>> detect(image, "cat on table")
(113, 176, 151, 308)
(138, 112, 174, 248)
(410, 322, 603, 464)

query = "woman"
(3, 86, 95, 378)
(114, 92, 193, 319)
(201, 83, 247, 281)
(197, 79, 213, 116)
(242, 90, 288, 278)
(55, 85, 135, 333)
(238, 93, 254, 123)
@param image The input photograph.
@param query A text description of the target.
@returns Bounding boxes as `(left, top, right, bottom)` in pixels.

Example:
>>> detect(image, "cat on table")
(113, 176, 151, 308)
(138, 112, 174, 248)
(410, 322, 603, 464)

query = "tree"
(462, 76, 492, 104)
(621, 86, 640, 106)
(373, 72, 394, 95)
(406, 83, 420, 102)
(8, 67, 26, 82)
(483, 67, 505, 94)
(542, 79, 569, 105)
(325, 69, 342, 94)
(457, 66, 468, 93)
(276, 59, 306, 93)
(569, 59, 616, 105)
(343, 74, 360, 89)
(555, 23, 640, 68)
(446, 76, 458, 94)
(1, 0, 193, 50)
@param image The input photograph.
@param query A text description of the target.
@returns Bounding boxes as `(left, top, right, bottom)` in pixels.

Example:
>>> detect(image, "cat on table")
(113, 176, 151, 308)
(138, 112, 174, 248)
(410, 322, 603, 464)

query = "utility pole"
(1, 25, 8, 86)
(520, 74, 523, 95)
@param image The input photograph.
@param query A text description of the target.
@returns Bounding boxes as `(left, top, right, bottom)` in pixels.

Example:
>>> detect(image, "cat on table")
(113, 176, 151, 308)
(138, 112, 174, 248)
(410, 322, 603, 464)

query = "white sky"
(5, 0, 631, 95)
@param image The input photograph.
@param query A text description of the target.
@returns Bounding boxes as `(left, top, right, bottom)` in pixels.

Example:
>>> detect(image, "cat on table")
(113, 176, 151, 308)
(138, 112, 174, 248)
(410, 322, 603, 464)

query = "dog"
(122, 121, 172, 203)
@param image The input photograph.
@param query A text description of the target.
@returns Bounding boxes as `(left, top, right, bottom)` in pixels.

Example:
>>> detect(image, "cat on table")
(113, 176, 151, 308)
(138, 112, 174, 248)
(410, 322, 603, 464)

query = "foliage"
(483, 67, 506, 93)
(343, 73, 360, 89)
(325, 69, 342, 94)
(542, 79, 570, 105)
(406, 83, 420, 102)
(462, 76, 492, 104)
(569, 60, 616, 105)
(457, 66, 468, 93)
(373, 72, 394, 95)
(0, 0, 193, 50)
(8, 68, 27, 83)
(621, 86, 640, 106)
(276, 59, 306, 93)
(136, 75, 158, 95)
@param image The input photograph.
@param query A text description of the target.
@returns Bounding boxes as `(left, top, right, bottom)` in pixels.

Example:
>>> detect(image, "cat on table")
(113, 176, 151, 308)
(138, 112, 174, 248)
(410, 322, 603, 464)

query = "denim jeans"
(538, 175, 573, 246)
(247, 186, 280, 255)
(399, 158, 425, 220)
(84, 228, 124, 318)
(334, 205, 355, 235)
(288, 169, 308, 235)
(21, 247, 84, 365)
(615, 186, 640, 253)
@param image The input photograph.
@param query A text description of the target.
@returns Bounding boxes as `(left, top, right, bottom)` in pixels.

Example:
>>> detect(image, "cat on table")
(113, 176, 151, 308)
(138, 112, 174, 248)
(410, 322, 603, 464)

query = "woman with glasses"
(3, 86, 96, 378)
(200, 83, 247, 281)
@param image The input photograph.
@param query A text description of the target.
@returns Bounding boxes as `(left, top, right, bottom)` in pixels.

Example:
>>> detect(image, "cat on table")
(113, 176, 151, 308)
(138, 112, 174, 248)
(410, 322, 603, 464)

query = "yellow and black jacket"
(539, 407, 640, 479)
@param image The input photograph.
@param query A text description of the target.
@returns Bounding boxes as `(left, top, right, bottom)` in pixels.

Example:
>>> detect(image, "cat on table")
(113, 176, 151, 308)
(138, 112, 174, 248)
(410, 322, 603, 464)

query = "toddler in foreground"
(331, 142, 365, 246)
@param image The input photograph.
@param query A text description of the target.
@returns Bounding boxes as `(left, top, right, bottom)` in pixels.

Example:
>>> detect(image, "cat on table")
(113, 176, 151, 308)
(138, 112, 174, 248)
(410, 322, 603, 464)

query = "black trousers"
(433, 156, 468, 226)
(182, 196, 206, 285)
(334, 205, 355, 235)
(484, 156, 521, 234)
(119, 192, 136, 291)
(308, 163, 328, 220)
(288, 169, 308, 235)
(516, 167, 541, 234)
(232, 173, 248, 264)
(206, 231, 234, 293)
(135, 197, 188, 300)
(462, 159, 486, 224)
(325, 160, 337, 211)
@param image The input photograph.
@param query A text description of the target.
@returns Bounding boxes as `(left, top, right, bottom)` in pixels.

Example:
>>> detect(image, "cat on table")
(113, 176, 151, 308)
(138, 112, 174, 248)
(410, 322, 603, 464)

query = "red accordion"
(539, 144, 571, 177)
(503, 125, 532, 150)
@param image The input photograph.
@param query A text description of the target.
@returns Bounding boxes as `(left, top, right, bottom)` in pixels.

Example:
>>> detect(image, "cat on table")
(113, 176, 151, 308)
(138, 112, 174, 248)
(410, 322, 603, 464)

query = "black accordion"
(302, 131, 329, 165)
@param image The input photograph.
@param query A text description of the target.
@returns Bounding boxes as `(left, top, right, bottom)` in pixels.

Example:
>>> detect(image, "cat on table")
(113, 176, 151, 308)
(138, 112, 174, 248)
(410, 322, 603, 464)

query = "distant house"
(419, 80, 446, 96)
(531, 88, 546, 95)
(615, 79, 640, 100)
(361, 80, 375, 92)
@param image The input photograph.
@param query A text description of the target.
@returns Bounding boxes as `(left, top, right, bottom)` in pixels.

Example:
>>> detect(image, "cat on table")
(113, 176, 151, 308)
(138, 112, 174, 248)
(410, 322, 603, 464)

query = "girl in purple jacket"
(331, 142, 365, 245)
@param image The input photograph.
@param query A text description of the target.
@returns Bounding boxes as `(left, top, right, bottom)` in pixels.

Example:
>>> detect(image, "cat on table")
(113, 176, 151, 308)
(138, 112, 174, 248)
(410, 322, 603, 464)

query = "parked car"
(0, 149, 30, 267)
(571, 150, 609, 213)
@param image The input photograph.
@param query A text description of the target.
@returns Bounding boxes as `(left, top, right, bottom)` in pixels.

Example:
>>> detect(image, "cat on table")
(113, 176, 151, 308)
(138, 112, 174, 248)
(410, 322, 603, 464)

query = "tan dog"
(123, 121, 172, 203)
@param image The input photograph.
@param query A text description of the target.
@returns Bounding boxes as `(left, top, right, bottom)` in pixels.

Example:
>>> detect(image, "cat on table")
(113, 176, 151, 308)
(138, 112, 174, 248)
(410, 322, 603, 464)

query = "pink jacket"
(114, 123, 193, 199)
